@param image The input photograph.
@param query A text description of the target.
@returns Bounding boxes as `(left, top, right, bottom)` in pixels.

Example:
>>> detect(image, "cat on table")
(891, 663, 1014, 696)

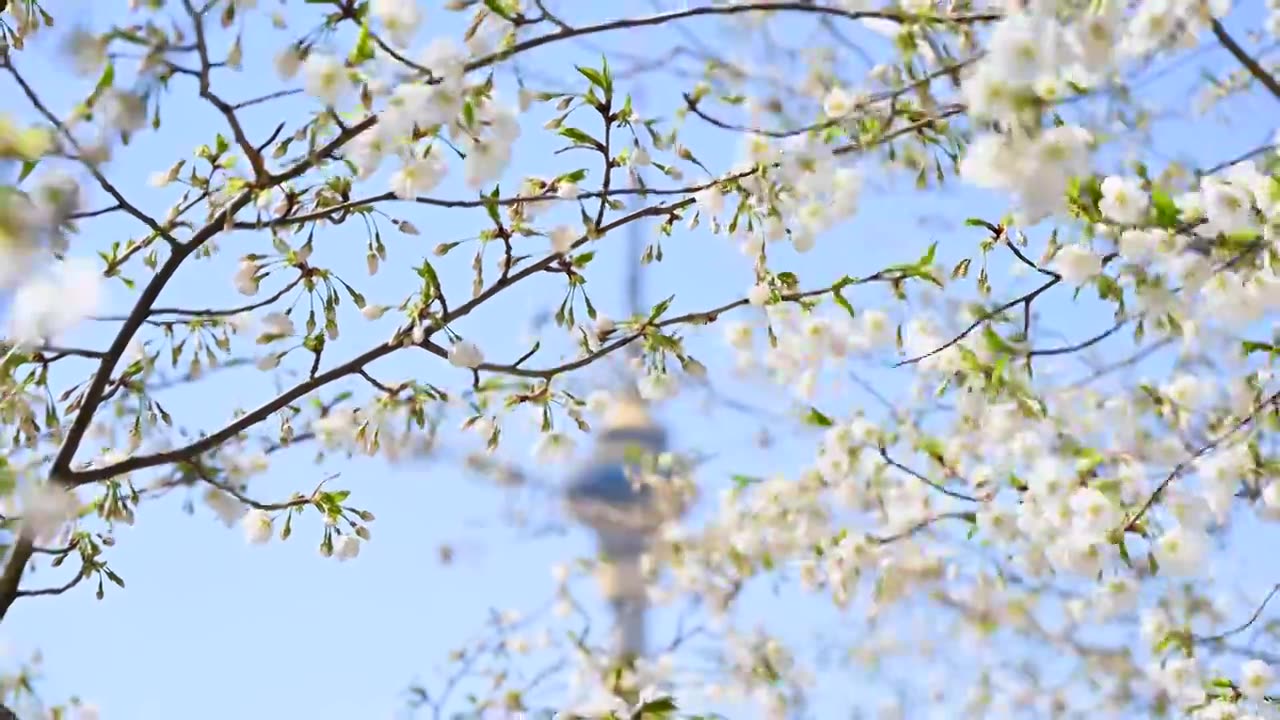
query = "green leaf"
(1150, 188, 1179, 228)
(831, 287, 855, 318)
(981, 325, 1019, 355)
(482, 185, 502, 225)
(575, 65, 607, 91)
(350, 18, 375, 64)
(648, 294, 674, 320)
(338, 279, 366, 309)
(921, 241, 938, 267)
(17, 159, 37, 182)
(1095, 274, 1123, 303)
(804, 407, 834, 427)
(416, 260, 443, 300)
(558, 127, 600, 148)
(632, 696, 677, 718)
(482, 0, 517, 21)
(599, 56, 614, 96)
(94, 61, 115, 96)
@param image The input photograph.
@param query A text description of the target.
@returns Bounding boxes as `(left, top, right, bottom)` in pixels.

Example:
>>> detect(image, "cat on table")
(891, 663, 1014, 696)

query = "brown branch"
(467, 4, 999, 71)
(0, 0, 999, 628)
(240, 101, 954, 237)
(30, 541, 77, 556)
(60, 197, 693, 488)
(1026, 319, 1127, 358)
(70, 204, 123, 220)
(683, 58, 977, 139)
(231, 175, 746, 231)
(1004, 235, 1059, 279)
(356, 369, 406, 396)
(1195, 584, 1280, 644)
(867, 511, 976, 545)
(188, 462, 319, 513)
(834, 104, 965, 156)
(1200, 141, 1278, 178)
(1123, 389, 1280, 532)
(1212, 19, 1280, 102)
(896, 275, 1061, 367)
(877, 445, 981, 503)
(180, 0, 268, 181)
(14, 568, 86, 598)
(232, 88, 304, 111)
(422, 267, 911, 380)
(93, 275, 303, 322)
(0, 100, 383, 625)
(102, 191, 211, 277)
(1, 59, 178, 247)
(27, 345, 107, 361)
(1064, 338, 1174, 390)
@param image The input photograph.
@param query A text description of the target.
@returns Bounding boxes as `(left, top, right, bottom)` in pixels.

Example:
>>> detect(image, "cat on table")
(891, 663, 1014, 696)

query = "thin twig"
(877, 445, 981, 503)
(1195, 584, 1280, 644)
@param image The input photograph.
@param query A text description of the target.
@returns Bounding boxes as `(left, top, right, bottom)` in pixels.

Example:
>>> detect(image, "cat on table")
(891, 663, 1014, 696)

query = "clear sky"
(1, 2, 1278, 719)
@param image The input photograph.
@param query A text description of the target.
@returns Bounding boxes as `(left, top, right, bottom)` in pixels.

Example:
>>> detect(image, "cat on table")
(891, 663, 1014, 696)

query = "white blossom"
(1241, 659, 1274, 700)
(259, 312, 294, 338)
(204, 489, 246, 527)
(1154, 525, 1208, 577)
(1099, 176, 1149, 224)
(242, 509, 273, 544)
(557, 181, 580, 199)
(1051, 245, 1102, 286)
(822, 86, 855, 118)
(448, 340, 485, 369)
(370, 0, 422, 46)
(390, 151, 448, 199)
(334, 534, 362, 561)
(274, 46, 302, 80)
(695, 186, 725, 219)
(302, 54, 347, 106)
(533, 432, 575, 463)
(8, 258, 104, 348)
(234, 259, 259, 296)
(549, 225, 578, 254)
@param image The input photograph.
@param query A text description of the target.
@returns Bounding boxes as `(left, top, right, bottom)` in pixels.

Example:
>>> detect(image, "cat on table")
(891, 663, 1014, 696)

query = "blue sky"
(1, 2, 1278, 718)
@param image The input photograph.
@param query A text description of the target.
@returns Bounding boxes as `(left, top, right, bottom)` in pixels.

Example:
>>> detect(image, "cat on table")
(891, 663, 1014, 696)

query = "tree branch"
(877, 445, 981, 503)
(1194, 584, 1280, 644)
(60, 197, 694, 487)
(1123, 389, 1280, 532)
(179, 0, 269, 181)
(1212, 19, 1280, 102)
(1, 59, 179, 247)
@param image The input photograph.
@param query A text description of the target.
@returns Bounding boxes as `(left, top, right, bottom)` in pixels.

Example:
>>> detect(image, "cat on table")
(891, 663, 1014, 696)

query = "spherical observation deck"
(564, 401, 673, 541)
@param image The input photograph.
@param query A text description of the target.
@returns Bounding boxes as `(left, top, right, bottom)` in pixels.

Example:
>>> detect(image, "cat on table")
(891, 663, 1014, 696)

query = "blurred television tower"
(563, 84, 684, 662)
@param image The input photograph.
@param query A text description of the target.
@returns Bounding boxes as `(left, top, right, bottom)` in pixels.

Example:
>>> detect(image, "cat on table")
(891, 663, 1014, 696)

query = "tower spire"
(617, 84, 647, 406)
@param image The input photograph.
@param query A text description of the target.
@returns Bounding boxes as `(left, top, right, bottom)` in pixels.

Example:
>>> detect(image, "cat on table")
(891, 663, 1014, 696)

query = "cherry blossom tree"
(2, 0, 1280, 718)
